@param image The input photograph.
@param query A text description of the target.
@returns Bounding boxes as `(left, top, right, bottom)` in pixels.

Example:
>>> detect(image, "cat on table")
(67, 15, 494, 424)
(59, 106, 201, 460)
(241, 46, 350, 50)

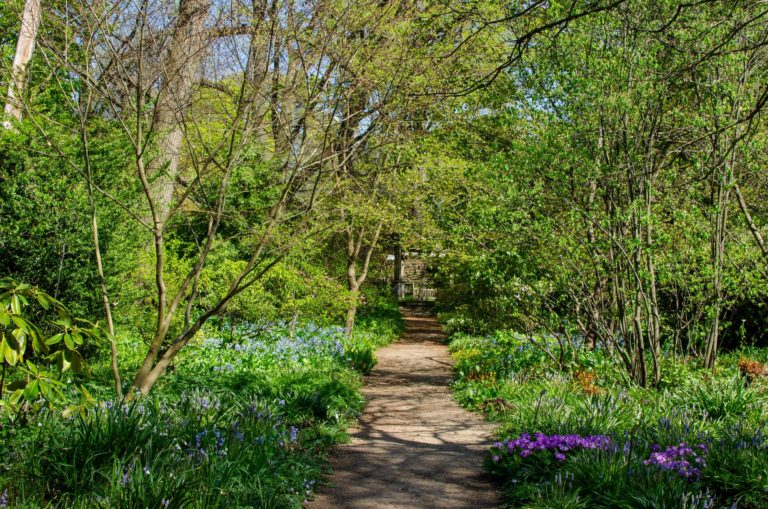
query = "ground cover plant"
(5, 0, 768, 507)
(0, 287, 403, 508)
(447, 327, 768, 508)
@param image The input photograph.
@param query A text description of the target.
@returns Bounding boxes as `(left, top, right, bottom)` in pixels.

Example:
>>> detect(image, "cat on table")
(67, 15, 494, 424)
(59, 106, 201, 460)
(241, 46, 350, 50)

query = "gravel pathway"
(307, 305, 500, 509)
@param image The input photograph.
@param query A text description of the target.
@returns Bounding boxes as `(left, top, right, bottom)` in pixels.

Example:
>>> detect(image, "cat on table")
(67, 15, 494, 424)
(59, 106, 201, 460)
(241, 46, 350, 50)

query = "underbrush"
(449, 331, 768, 508)
(0, 295, 403, 508)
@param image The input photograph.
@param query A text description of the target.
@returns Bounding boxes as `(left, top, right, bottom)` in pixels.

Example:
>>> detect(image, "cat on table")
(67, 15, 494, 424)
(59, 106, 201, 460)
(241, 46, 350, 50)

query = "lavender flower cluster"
(492, 432, 612, 462)
(205, 322, 346, 366)
(643, 443, 707, 479)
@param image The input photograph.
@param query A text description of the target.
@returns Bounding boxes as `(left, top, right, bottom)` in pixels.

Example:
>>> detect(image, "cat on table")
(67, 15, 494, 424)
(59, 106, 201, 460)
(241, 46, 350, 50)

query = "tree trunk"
(3, 0, 41, 128)
(145, 0, 209, 223)
(345, 284, 359, 337)
(83, 124, 123, 399)
(393, 233, 402, 298)
(733, 180, 768, 256)
(645, 181, 662, 385)
(344, 223, 383, 337)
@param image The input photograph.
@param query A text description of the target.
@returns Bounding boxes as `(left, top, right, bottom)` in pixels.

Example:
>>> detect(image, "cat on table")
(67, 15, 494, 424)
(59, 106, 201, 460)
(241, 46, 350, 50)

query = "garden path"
(307, 305, 500, 509)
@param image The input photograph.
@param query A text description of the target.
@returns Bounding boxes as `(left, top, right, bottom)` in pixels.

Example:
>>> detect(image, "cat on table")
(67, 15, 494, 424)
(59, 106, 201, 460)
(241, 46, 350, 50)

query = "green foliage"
(0, 139, 101, 318)
(0, 295, 402, 507)
(3, 395, 324, 508)
(5, 0, 768, 505)
(0, 281, 95, 412)
(449, 331, 551, 382)
(677, 376, 761, 422)
(449, 329, 768, 508)
(344, 344, 377, 375)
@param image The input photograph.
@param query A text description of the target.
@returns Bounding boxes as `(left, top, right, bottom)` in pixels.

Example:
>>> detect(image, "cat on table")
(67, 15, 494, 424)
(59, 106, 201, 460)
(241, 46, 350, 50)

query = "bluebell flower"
(120, 467, 131, 487)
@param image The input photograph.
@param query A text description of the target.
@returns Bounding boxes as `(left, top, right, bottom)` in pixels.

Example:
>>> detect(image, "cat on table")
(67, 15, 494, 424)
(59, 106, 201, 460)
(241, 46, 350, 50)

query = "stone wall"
(383, 251, 438, 301)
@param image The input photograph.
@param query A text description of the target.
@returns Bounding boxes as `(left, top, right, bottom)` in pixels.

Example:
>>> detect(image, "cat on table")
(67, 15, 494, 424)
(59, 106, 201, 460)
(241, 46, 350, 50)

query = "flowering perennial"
(643, 443, 707, 479)
(492, 432, 612, 462)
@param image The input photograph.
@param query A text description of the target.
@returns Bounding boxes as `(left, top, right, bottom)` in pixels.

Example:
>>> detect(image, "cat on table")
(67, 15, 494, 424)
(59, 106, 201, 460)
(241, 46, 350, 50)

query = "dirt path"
(308, 305, 500, 509)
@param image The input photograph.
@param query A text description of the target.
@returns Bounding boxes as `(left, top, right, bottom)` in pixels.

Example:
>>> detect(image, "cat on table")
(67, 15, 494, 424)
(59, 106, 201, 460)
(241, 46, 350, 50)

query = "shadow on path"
(307, 305, 501, 509)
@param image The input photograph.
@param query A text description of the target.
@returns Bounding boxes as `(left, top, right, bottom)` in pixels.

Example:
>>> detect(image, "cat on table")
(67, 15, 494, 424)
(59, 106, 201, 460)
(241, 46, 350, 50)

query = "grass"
(0, 291, 404, 508)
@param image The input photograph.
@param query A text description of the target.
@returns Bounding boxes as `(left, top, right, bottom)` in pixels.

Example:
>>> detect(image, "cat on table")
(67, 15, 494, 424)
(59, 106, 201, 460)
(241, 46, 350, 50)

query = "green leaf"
(65, 350, 83, 372)
(23, 380, 39, 401)
(79, 384, 93, 401)
(2, 339, 19, 366)
(36, 293, 50, 310)
(0, 309, 9, 327)
(64, 333, 75, 350)
(10, 294, 21, 314)
(25, 360, 38, 375)
(9, 389, 24, 405)
(11, 315, 28, 331)
(47, 333, 64, 345)
(11, 328, 26, 354)
(4, 332, 19, 351)
(57, 351, 70, 372)
(39, 380, 52, 400)
(32, 332, 48, 354)
(39, 378, 61, 401)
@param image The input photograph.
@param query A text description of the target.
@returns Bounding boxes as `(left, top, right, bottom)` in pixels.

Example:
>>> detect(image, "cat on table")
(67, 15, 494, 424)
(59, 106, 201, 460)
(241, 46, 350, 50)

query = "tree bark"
(733, 180, 768, 256)
(344, 223, 383, 337)
(83, 120, 123, 399)
(3, 0, 41, 128)
(145, 0, 209, 223)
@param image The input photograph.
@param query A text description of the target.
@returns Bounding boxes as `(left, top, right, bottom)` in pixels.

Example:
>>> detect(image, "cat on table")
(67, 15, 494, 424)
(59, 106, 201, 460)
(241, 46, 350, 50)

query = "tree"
(3, 0, 40, 128)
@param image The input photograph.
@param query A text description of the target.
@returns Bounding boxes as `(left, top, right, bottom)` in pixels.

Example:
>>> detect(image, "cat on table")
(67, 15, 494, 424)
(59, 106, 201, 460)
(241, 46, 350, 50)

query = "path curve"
(308, 305, 500, 509)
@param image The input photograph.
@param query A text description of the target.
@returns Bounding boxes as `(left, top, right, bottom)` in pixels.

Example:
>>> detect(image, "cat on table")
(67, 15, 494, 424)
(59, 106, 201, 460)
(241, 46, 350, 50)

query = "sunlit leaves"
(0, 281, 97, 409)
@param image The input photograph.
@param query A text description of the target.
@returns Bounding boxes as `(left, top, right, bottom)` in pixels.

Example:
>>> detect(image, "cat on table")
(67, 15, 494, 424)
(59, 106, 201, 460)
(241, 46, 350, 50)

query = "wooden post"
(393, 233, 402, 298)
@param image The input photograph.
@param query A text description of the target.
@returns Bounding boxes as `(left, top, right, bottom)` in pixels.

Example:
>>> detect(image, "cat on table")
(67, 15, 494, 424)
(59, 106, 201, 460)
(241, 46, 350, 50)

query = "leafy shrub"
(0, 281, 96, 413)
(345, 344, 377, 375)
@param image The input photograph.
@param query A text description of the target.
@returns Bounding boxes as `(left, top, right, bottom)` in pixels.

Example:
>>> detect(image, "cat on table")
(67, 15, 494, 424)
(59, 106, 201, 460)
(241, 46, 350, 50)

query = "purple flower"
(120, 470, 131, 487)
(643, 442, 707, 479)
(232, 421, 244, 442)
(161, 498, 170, 508)
(0, 489, 8, 509)
(290, 426, 299, 443)
(214, 430, 225, 452)
(496, 432, 612, 462)
(195, 430, 207, 448)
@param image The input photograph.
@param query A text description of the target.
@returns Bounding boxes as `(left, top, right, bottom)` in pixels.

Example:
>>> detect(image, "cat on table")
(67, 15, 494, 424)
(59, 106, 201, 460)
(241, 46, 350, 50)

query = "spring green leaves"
(0, 281, 96, 409)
